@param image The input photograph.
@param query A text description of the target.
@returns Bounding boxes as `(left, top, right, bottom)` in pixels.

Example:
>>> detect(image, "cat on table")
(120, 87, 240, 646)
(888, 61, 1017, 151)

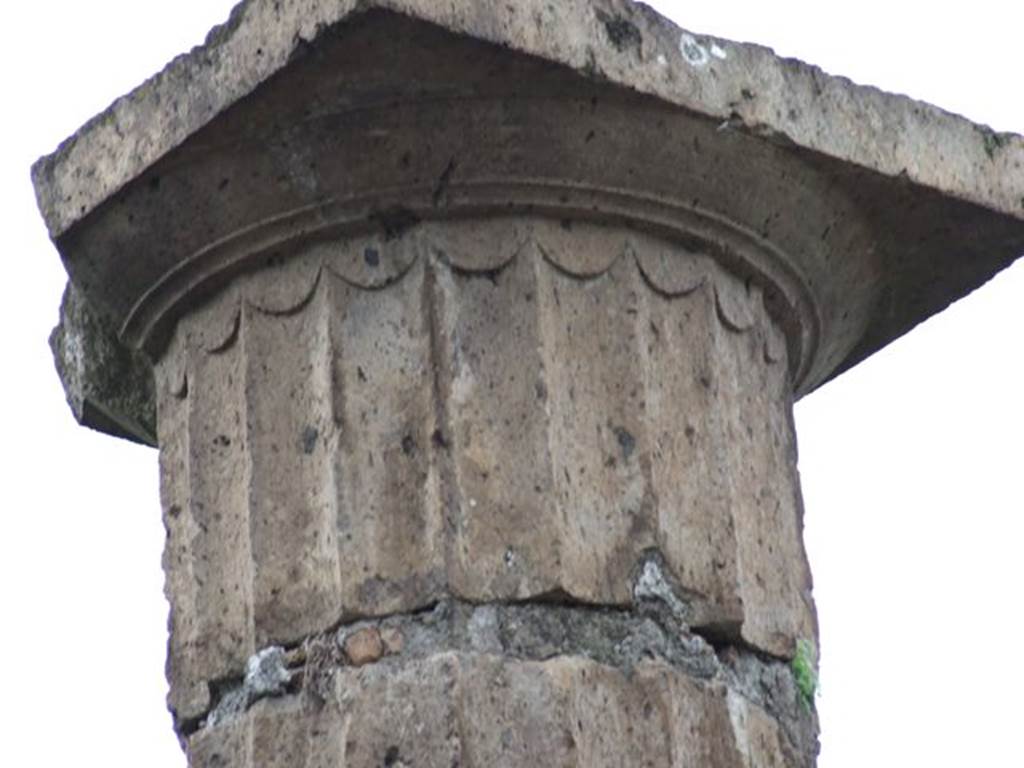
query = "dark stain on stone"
(370, 206, 420, 240)
(213, 434, 231, 448)
(286, 33, 318, 66)
(363, 246, 381, 268)
(301, 425, 319, 455)
(401, 434, 417, 456)
(384, 746, 401, 766)
(432, 156, 457, 207)
(614, 426, 636, 459)
(582, 46, 602, 79)
(431, 429, 449, 450)
(263, 251, 285, 269)
(597, 10, 642, 53)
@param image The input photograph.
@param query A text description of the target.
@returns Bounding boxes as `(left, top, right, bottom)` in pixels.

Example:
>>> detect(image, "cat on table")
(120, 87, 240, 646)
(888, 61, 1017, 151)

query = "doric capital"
(33, 0, 1024, 444)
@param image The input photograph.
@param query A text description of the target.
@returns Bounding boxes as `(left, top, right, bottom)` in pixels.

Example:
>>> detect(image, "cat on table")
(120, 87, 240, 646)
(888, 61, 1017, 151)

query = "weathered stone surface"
(33, 0, 1024, 443)
(156, 218, 815, 725)
(379, 627, 404, 656)
(33, 0, 1024, 236)
(178, 597, 819, 761)
(49, 283, 156, 444)
(186, 650, 806, 767)
(33, 1, 1024, 766)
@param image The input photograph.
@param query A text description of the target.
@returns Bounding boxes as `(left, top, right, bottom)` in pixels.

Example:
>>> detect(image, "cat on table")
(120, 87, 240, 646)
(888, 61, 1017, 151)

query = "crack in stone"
(632, 554, 692, 621)
(203, 646, 295, 728)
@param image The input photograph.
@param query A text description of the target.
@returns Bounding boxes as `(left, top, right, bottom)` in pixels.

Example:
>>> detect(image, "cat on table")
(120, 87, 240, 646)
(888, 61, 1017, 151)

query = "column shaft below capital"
(157, 217, 817, 765)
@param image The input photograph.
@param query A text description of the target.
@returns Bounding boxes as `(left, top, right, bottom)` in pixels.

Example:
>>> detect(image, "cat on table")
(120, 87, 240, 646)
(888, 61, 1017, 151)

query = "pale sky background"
(1, 1, 1022, 765)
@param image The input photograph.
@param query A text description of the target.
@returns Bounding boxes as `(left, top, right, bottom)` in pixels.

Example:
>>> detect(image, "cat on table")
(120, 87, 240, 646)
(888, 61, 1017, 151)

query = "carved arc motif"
(156, 216, 812, 724)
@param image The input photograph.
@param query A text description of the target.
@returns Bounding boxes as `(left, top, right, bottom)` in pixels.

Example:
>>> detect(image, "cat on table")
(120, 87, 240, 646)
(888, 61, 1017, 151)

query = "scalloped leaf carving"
(240, 255, 321, 316)
(321, 232, 422, 289)
(181, 285, 241, 354)
(713, 267, 757, 332)
(632, 235, 709, 297)
(421, 218, 528, 273)
(156, 332, 189, 400)
(763, 312, 787, 365)
(535, 220, 626, 278)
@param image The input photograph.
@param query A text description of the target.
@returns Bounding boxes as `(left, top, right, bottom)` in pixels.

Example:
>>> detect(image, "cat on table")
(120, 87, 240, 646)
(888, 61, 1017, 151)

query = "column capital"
(33, 0, 1024, 444)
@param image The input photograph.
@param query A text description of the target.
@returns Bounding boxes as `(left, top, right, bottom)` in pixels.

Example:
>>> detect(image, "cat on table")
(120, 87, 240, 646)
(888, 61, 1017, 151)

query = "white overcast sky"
(1, 1, 1022, 766)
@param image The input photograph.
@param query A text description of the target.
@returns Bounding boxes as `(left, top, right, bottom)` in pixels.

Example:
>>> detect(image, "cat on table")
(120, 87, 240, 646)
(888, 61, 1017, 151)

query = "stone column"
(157, 215, 817, 765)
(34, 2, 1024, 767)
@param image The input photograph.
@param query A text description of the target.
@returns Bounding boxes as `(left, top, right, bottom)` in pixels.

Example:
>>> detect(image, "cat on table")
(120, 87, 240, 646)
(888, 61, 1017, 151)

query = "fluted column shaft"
(156, 216, 818, 766)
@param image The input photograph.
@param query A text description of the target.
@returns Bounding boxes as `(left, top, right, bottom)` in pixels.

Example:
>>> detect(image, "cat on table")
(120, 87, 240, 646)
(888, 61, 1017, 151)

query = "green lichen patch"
(979, 126, 1011, 161)
(792, 638, 818, 711)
